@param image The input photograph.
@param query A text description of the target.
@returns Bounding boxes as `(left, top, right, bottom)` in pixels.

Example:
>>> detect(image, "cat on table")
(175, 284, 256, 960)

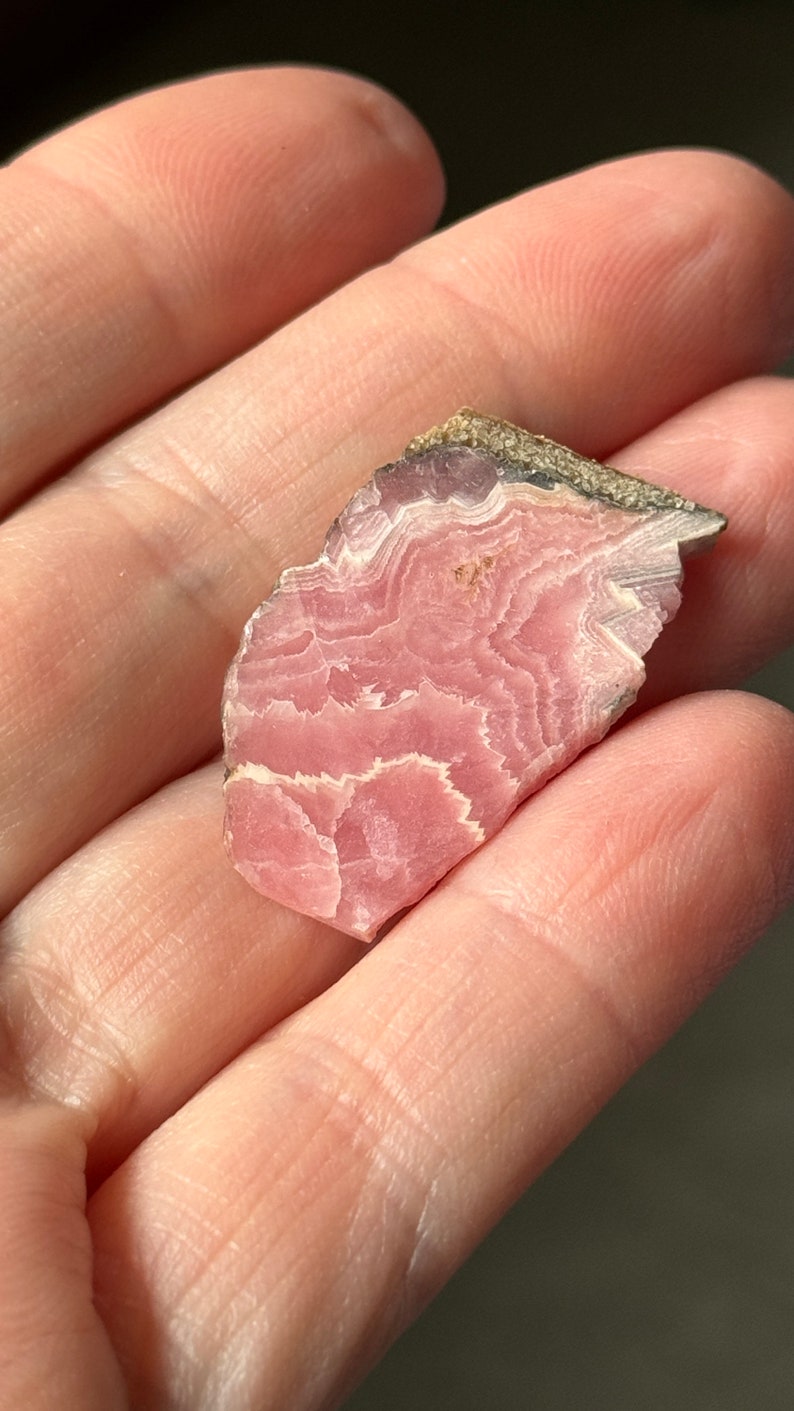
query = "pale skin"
(1, 65, 794, 1411)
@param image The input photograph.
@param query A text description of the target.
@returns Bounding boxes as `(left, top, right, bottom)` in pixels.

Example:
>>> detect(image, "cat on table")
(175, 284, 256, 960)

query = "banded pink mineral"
(222, 410, 726, 941)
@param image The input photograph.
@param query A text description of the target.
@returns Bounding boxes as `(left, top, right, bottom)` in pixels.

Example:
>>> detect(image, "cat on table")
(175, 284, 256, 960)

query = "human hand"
(1, 68, 793, 1410)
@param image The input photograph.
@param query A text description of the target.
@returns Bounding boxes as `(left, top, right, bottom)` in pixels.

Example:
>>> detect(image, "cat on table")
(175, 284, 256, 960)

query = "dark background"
(5, 3, 794, 1407)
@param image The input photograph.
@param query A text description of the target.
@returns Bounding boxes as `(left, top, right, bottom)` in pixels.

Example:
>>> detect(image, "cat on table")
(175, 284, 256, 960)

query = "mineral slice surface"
(222, 409, 726, 941)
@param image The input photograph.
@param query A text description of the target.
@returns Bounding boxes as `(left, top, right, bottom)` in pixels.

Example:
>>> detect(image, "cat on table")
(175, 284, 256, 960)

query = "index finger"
(0, 66, 443, 512)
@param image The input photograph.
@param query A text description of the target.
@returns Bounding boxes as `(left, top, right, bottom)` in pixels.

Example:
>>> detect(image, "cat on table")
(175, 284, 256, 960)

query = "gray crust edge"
(405, 408, 728, 529)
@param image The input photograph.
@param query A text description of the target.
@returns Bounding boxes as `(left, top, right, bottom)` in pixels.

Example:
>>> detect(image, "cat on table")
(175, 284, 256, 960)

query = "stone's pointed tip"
(223, 409, 728, 939)
(677, 504, 728, 557)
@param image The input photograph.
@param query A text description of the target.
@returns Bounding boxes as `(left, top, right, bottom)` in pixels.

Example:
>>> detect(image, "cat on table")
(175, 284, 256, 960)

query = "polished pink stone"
(222, 410, 726, 941)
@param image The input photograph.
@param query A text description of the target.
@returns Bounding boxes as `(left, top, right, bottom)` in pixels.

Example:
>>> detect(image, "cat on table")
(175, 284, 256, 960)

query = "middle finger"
(5, 358, 794, 1185)
(2, 148, 794, 911)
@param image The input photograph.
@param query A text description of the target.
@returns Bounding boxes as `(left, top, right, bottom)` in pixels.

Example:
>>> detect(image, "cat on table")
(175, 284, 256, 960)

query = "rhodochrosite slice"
(223, 410, 726, 941)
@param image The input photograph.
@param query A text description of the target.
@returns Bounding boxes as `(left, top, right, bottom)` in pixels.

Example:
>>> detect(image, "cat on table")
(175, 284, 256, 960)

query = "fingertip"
(598, 148, 794, 374)
(616, 687, 794, 939)
(332, 68, 446, 215)
(299, 66, 447, 247)
(232, 65, 446, 228)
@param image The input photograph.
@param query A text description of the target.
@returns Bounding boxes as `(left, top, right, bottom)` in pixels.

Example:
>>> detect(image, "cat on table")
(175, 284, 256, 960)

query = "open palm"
(2, 68, 793, 1410)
